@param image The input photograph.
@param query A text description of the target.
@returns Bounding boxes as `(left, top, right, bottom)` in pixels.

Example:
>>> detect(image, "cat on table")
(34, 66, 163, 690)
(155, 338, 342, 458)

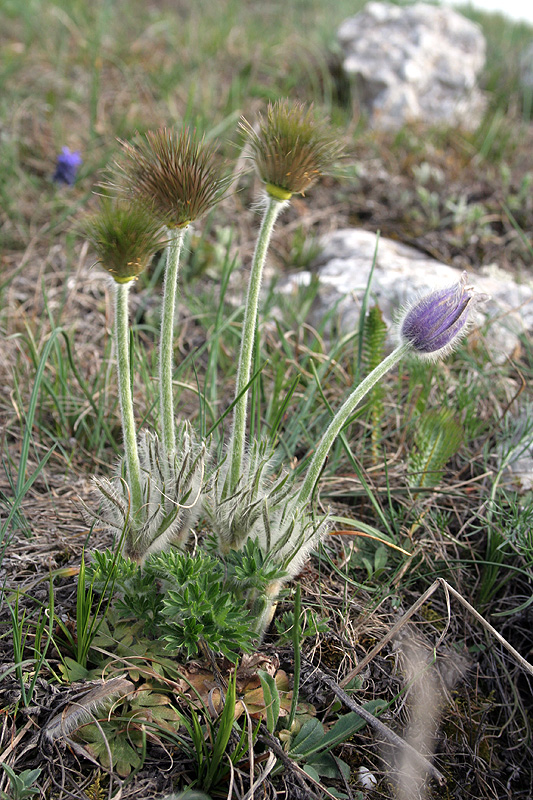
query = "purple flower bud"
(53, 147, 82, 185)
(398, 272, 488, 359)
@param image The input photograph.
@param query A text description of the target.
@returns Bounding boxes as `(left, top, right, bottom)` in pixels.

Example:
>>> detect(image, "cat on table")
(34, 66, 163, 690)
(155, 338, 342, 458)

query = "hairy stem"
(297, 343, 410, 509)
(114, 281, 143, 516)
(229, 196, 285, 491)
(159, 227, 186, 455)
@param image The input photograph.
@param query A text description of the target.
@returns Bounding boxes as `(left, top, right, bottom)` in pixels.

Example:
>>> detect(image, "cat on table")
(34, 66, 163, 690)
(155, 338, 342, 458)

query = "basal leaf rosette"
(295, 274, 490, 535)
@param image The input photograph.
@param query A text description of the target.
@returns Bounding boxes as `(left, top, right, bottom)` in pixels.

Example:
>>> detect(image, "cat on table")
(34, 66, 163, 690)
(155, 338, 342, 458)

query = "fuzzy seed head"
(241, 100, 342, 198)
(85, 198, 165, 283)
(112, 127, 229, 228)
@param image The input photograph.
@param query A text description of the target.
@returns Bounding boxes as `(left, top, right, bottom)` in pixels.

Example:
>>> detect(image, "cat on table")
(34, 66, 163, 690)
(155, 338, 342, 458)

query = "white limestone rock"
(337, 2, 487, 130)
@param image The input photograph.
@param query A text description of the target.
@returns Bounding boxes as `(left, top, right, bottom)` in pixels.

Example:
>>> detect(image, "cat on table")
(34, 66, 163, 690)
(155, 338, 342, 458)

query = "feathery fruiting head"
(240, 100, 342, 200)
(112, 127, 229, 228)
(398, 272, 489, 360)
(85, 198, 165, 283)
(53, 146, 82, 185)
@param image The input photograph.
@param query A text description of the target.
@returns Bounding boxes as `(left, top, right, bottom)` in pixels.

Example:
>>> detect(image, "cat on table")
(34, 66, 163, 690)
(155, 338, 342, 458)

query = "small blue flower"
(399, 272, 488, 359)
(53, 147, 82, 185)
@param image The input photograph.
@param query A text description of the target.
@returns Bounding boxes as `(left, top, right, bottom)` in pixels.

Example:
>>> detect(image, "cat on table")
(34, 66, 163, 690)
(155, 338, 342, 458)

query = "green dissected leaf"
(224, 538, 287, 595)
(113, 641, 173, 679)
(274, 608, 329, 644)
(160, 572, 255, 662)
(127, 696, 181, 734)
(127, 686, 181, 727)
(90, 613, 144, 651)
(89, 618, 116, 649)
(257, 670, 281, 733)
(113, 735, 143, 777)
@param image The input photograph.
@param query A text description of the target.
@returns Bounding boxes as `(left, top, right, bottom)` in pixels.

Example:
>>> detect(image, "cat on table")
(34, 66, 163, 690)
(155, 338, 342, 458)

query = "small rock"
(337, 2, 487, 130)
(358, 765, 378, 788)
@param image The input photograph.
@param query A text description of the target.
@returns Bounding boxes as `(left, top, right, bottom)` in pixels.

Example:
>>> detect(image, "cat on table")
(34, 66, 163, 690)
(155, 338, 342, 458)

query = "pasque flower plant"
(112, 127, 229, 457)
(198, 102, 344, 630)
(84, 105, 488, 652)
(207, 269, 487, 631)
(296, 273, 488, 512)
(86, 127, 227, 559)
(84, 198, 206, 560)
(227, 101, 343, 495)
(84, 197, 166, 521)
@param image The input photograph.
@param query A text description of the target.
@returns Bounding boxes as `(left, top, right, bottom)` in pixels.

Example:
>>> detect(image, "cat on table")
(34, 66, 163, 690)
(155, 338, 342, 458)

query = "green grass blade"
(15, 327, 63, 497)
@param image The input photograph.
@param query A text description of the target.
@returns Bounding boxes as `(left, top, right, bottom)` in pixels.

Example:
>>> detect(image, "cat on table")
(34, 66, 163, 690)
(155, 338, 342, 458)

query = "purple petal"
(399, 275, 479, 356)
(53, 147, 82, 185)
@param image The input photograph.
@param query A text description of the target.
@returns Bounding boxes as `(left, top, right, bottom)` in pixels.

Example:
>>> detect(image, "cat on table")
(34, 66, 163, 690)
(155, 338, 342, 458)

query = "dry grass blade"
(340, 577, 533, 689)
(241, 751, 276, 800)
(258, 727, 341, 800)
